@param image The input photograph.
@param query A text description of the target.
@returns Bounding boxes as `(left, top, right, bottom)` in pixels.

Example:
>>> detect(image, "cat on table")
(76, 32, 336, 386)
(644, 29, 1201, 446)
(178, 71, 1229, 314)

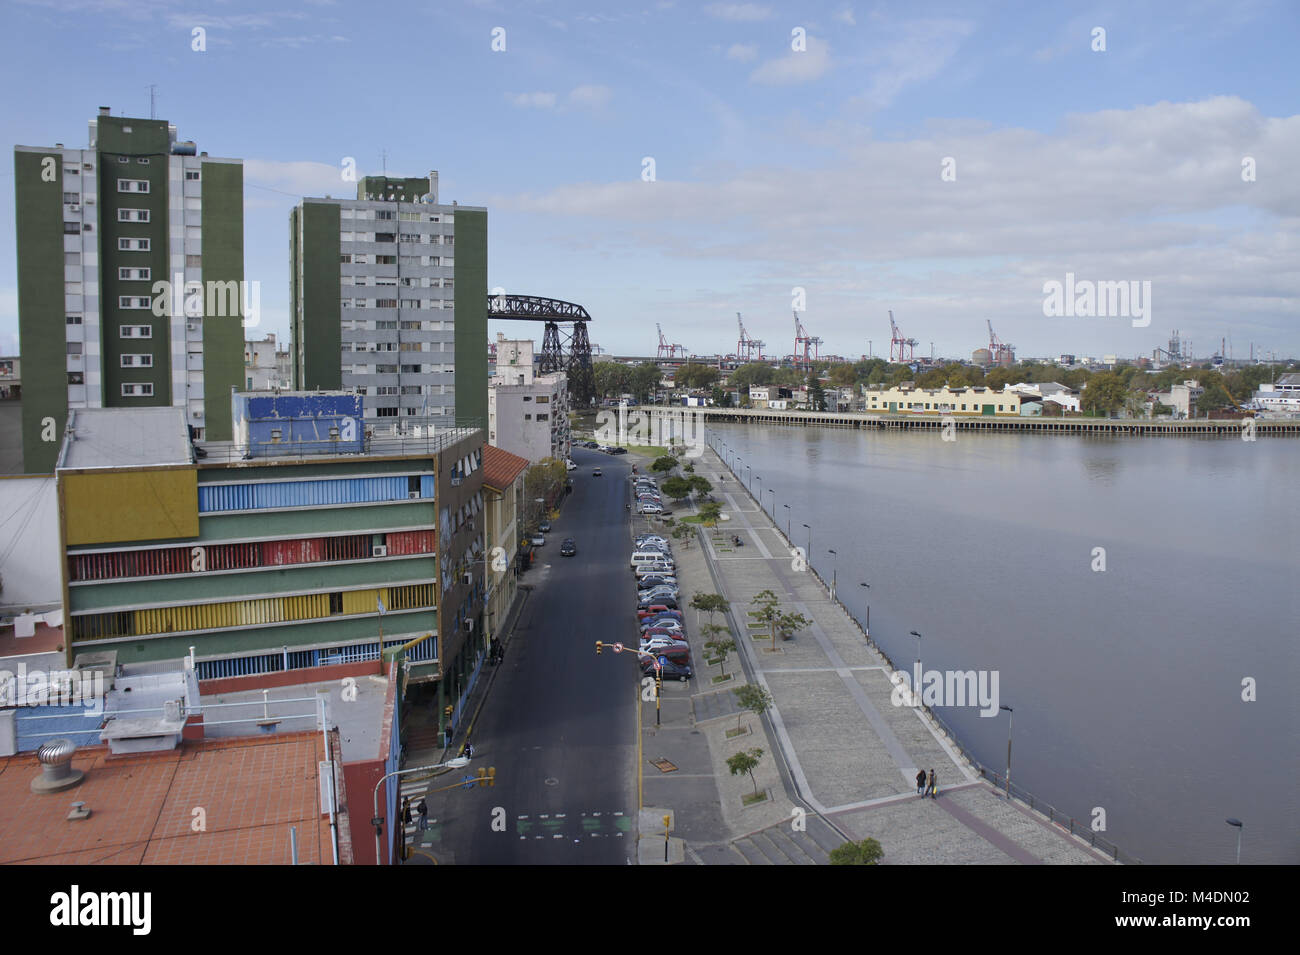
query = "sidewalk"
(643, 445, 1114, 865)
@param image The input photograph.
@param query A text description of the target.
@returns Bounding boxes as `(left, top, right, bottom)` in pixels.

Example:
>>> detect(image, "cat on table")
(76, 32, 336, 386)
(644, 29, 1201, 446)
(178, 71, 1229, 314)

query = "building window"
(121, 383, 154, 397)
(375, 233, 396, 243)
(329, 592, 343, 615)
(185, 170, 200, 180)
(537, 413, 548, 421)
(119, 267, 151, 281)
(67, 342, 83, 355)
(63, 192, 80, 204)
(117, 208, 150, 222)
(67, 314, 83, 325)
(137, 157, 150, 164)
(119, 296, 152, 309)
(535, 395, 550, 404)
(524, 414, 532, 421)
(375, 210, 395, 220)
(64, 222, 81, 234)
(375, 255, 396, 265)
(376, 407, 397, 417)
(117, 179, 150, 193)
(186, 254, 202, 267)
(376, 299, 397, 309)
(118, 237, 151, 251)
(120, 325, 153, 339)
(68, 372, 84, 384)
(340, 254, 352, 264)
(117, 157, 129, 164)
(66, 252, 81, 266)
(121, 354, 154, 367)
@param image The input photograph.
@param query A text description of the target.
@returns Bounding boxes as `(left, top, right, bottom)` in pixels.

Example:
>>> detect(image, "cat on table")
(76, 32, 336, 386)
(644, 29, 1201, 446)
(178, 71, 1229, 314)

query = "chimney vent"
(99, 106, 111, 115)
(31, 738, 86, 794)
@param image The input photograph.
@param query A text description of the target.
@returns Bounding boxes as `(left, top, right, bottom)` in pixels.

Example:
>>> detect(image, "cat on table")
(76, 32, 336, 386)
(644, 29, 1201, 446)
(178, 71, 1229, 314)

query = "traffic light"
(476, 767, 496, 787)
(476, 767, 487, 786)
(595, 640, 603, 654)
(444, 705, 453, 720)
(487, 767, 496, 787)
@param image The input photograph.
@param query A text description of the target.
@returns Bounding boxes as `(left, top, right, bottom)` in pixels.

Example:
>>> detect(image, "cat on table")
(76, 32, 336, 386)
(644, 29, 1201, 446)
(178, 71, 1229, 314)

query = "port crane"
(986, 319, 1015, 364)
(793, 311, 822, 370)
(736, 312, 765, 362)
(655, 323, 687, 361)
(888, 310, 919, 363)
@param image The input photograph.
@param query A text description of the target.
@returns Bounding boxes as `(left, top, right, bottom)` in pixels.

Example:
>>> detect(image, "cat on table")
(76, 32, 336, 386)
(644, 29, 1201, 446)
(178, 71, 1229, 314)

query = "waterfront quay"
(650, 406, 1299, 436)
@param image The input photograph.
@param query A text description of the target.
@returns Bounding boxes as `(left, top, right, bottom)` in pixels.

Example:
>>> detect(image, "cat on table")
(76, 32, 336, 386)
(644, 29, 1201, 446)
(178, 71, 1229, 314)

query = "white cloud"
(242, 159, 357, 198)
(834, 6, 856, 26)
(568, 84, 612, 108)
(851, 18, 973, 110)
(507, 91, 558, 109)
(750, 35, 830, 85)
(703, 3, 772, 22)
(726, 42, 757, 61)
(487, 97, 1300, 353)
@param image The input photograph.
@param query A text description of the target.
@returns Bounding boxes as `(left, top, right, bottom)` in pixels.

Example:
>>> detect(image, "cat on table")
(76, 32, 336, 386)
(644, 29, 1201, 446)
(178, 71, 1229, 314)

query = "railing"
(196, 425, 484, 464)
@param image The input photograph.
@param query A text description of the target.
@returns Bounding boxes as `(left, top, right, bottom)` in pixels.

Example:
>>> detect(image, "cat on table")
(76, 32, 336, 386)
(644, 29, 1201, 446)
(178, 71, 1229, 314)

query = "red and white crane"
(987, 319, 1015, 364)
(889, 310, 918, 363)
(736, 312, 765, 362)
(656, 323, 687, 361)
(793, 311, 822, 369)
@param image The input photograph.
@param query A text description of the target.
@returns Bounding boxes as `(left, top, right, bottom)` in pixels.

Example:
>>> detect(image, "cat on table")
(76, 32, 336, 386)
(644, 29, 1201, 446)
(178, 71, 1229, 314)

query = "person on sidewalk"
(402, 797, 413, 825)
(928, 769, 937, 799)
(416, 799, 428, 832)
(463, 740, 475, 758)
(916, 769, 927, 796)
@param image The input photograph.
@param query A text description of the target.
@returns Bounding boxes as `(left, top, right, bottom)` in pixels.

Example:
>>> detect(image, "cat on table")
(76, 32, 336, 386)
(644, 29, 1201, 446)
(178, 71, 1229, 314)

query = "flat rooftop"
(197, 425, 481, 464)
(0, 733, 340, 864)
(58, 407, 193, 470)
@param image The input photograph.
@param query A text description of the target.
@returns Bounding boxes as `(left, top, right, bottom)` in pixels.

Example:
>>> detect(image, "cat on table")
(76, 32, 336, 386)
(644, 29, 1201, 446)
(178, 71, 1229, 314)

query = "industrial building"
(14, 108, 245, 474)
(487, 336, 571, 464)
(862, 384, 1034, 415)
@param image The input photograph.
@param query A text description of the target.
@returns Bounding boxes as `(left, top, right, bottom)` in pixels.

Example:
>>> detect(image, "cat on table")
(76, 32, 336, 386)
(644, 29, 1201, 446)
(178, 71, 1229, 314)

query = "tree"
(630, 362, 662, 401)
(829, 363, 857, 388)
(750, 589, 811, 651)
(675, 362, 719, 390)
(726, 748, 764, 795)
(687, 474, 712, 497)
(660, 476, 693, 501)
(729, 362, 778, 391)
(1081, 372, 1128, 415)
(829, 838, 884, 865)
(807, 375, 827, 411)
(690, 593, 730, 626)
(698, 501, 722, 526)
(702, 628, 735, 674)
(732, 682, 773, 733)
(524, 458, 566, 524)
(593, 362, 632, 399)
(651, 455, 677, 474)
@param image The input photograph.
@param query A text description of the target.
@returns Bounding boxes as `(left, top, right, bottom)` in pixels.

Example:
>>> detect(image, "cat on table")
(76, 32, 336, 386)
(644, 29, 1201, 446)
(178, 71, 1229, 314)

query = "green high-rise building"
(289, 172, 488, 431)
(13, 107, 245, 473)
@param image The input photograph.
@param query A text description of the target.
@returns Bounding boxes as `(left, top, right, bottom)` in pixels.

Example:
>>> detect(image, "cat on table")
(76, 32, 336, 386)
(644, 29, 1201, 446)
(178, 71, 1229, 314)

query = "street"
(410, 447, 639, 863)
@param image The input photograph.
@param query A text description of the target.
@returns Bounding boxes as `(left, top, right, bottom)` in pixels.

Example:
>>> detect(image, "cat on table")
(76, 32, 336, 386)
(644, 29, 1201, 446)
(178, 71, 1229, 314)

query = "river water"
(705, 423, 1298, 864)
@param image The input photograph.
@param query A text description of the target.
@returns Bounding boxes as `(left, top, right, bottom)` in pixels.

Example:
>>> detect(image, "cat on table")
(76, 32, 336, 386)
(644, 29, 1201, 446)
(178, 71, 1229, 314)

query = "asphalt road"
(427, 447, 640, 864)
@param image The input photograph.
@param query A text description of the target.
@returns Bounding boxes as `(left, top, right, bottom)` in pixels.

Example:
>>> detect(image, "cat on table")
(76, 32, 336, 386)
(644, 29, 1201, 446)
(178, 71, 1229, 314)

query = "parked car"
(638, 597, 680, 612)
(566, 460, 577, 471)
(539, 519, 551, 533)
(609, 447, 628, 455)
(560, 539, 576, 557)
(640, 621, 685, 637)
(637, 604, 681, 619)
(634, 562, 676, 578)
(635, 535, 670, 547)
(638, 586, 680, 602)
(530, 534, 545, 547)
(639, 635, 689, 654)
(636, 577, 678, 592)
(637, 504, 664, 515)
(640, 657, 693, 682)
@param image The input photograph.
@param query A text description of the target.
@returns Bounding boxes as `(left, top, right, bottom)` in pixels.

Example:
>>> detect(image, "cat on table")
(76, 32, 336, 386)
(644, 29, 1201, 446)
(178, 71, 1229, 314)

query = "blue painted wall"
(232, 392, 365, 457)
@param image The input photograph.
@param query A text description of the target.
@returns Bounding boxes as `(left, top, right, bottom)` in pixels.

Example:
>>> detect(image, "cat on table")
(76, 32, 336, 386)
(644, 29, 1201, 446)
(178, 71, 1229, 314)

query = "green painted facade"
(100, 610, 438, 666)
(453, 208, 488, 430)
(200, 160, 244, 440)
(14, 148, 68, 474)
(97, 116, 170, 409)
(293, 200, 341, 390)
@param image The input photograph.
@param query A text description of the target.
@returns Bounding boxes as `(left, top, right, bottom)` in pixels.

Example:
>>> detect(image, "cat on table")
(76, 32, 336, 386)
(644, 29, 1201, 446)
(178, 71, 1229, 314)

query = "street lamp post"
(782, 504, 791, 540)
(801, 524, 811, 563)
(1226, 818, 1243, 864)
(1000, 705, 1014, 800)
(909, 630, 922, 707)
(767, 488, 774, 518)
(859, 582, 870, 635)
(827, 549, 837, 600)
(371, 756, 470, 865)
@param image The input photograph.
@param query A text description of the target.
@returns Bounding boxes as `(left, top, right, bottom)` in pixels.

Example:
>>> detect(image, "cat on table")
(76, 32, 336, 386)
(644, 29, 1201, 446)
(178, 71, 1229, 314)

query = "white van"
(631, 550, 673, 570)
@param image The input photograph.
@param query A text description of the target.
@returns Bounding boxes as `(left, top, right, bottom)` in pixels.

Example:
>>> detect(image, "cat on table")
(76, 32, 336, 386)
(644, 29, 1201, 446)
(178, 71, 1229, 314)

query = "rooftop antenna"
(148, 83, 157, 120)
(380, 148, 388, 176)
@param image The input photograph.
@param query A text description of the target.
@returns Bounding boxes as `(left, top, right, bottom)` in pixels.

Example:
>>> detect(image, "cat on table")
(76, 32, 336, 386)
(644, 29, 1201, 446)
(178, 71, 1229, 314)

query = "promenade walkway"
(658, 445, 1114, 864)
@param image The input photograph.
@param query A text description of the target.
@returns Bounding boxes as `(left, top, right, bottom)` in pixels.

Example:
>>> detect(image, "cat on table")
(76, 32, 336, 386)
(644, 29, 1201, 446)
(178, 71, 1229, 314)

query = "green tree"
(829, 838, 884, 865)
(732, 682, 774, 733)
(750, 589, 811, 651)
(651, 455, 677, 474)
(698, 501, 722, 527)
(688, 474, 712, 497)
(593, 362, 632, 399)
(729, 362, 779, 391)
(524, 458, 566, 524)
(807, 375, 828, 411)
(660, 476, 693, 501)
(675, 362, 719, 390)
(726, 748, 764, 795)
(829, 363, 858, 388)
(1081, 372, 1128, 415)
(702, 629, 735, 675)
(630, 362, 662, 401)
(690, 593, 730, 626)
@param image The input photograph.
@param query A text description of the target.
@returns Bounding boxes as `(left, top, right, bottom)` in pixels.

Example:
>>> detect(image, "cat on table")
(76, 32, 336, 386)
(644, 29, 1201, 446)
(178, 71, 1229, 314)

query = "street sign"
(462, 776, 476, 789)
(658, 655, 669, 667)
(612, 642, 624, 653)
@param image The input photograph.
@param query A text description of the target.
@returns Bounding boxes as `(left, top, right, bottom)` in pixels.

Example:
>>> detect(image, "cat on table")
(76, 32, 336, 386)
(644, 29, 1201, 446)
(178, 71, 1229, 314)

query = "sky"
(1, 0, 1297, 363)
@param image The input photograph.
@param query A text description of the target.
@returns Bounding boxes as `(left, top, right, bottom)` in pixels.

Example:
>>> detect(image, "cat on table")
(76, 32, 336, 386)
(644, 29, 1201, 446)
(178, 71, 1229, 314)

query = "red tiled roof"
(482, 444, 530, 491)
(0, 621, 66, 659)
(0, 732, 345, 865)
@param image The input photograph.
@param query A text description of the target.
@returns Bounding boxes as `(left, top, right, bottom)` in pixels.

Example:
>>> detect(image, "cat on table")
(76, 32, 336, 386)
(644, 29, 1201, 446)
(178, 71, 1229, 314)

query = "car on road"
(609, 447, 628, 455)
(560, 538, 576, 557)
(530, 533, 545, 547)
(593, 467, 602, 477)
(640, 658, 692, 682)
(539, 519, 551, 532)
(566, 460, 577, 471)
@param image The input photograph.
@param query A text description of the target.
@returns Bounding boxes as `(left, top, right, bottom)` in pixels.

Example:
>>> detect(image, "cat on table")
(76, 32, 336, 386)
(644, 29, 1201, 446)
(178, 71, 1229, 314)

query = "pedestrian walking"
(444, 724, 454, 748)
(416, 799, 428, 832)
(928, 769, 937, 799)
(916, 769, 927, 796)
(402, 797, 413, 825)
(463, 740, 475, 758)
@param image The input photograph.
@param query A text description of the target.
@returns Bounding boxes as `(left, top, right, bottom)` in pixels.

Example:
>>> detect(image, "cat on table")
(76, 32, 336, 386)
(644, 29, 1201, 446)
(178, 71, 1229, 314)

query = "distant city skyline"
(2, 0, 1297, 362)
